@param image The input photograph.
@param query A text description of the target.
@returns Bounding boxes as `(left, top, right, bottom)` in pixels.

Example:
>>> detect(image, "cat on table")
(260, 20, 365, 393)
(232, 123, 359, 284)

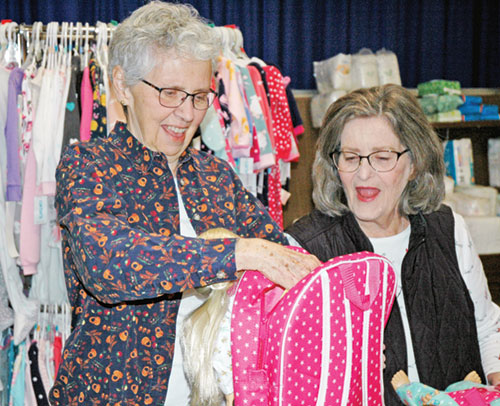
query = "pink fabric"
(53, 335, 63, 377)
(449, 386, 500, 404)
(231, 250, 396, 406)
(19, 147, 41, 275)
(262, 65, 294, 162)
(79, 66, 92, 142)
(217, 56, 252, 158)
(266, 164, 283, 229)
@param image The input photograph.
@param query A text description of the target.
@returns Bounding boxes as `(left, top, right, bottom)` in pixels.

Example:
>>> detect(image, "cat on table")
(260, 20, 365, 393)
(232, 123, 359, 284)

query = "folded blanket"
(460, 95, 482, 105)
(459, 104, 499, 115)
(462, 113, 500, 121)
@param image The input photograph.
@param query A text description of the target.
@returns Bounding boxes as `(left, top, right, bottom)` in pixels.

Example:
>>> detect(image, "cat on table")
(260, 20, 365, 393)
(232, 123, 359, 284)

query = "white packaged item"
(310, 90, 347, 128)
(443, 138, 475, 186)
(313, 56, 336, 94)
(376, 48, 402, 86)
(488, 138, 500, 187)
(330, 53, 352, 90)
(313, 53, 352, 93)
(351, 48, 379, 90)
(447, 192, 491, 217)
(455, 185, 498, 216)
(463, 216, 500, 254)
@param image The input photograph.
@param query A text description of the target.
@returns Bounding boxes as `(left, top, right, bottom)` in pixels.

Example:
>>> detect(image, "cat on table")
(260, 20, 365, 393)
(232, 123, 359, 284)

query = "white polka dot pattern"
(231, 249, 396, 406)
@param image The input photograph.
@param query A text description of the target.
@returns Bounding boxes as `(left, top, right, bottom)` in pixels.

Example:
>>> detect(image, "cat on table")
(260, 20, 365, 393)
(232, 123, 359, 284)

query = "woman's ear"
(408, 161, 417, 181)
(112, 65, 131, 106)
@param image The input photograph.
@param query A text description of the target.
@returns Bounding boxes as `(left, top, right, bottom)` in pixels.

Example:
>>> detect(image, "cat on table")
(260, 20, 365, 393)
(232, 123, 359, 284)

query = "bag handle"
(339, 260, 381, 311)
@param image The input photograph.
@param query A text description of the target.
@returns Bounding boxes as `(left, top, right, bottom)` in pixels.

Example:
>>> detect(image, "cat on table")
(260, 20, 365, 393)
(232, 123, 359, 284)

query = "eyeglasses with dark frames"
(332, 149, 410, 173)
(141, 79, 216, 110)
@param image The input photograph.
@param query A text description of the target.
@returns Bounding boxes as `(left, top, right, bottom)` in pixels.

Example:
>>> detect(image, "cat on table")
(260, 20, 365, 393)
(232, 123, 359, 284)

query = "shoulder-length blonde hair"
(313, 84, 445, 217)
(181, 228, 238, 406)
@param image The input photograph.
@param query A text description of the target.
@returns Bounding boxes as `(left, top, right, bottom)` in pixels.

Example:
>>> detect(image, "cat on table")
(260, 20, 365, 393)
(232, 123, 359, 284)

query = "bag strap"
(339, 260, 381, 311)
(257, 284, 285, 369)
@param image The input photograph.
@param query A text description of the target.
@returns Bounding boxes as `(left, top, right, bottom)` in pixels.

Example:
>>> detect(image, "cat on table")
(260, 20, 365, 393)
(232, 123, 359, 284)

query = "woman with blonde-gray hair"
(286, 84, 500, 406)
(50, 2, 320, 405)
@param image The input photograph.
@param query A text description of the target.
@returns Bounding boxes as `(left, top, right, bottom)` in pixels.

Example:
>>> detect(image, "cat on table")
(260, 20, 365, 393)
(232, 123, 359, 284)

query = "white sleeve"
(453, 211, 500, 376)
(212, 293, 234, 396)
(285, 232, 302, 247)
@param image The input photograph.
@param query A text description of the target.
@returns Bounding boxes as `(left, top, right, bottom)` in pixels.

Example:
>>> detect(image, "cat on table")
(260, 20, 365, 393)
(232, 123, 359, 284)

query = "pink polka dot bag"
(231, 249, 396, 406)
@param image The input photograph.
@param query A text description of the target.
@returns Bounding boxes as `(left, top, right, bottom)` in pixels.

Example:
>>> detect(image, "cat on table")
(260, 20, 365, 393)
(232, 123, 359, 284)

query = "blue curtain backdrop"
(1, 0, 499, 89)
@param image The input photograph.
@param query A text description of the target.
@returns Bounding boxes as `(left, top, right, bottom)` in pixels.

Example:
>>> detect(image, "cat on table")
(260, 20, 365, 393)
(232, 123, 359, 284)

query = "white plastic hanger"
(83, 22, 90, 68)
(3, 22, 19, 67)
(0, 23, 9, 65)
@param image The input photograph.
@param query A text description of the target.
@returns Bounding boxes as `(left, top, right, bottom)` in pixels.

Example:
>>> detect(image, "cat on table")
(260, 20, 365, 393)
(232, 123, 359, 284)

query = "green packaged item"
(436, 94, 463, 112)
(417, 79, 461, 96)
(419, 94, 438, 115)
(419, 94, 463, 115)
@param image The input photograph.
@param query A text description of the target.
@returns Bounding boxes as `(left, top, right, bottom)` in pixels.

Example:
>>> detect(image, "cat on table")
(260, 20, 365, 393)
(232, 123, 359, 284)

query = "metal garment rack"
(4, 22, 115, 64)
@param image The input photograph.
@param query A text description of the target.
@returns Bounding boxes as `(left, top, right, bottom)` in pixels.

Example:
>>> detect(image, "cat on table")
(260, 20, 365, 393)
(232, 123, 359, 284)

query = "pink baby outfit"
(231, 249, 396, 406)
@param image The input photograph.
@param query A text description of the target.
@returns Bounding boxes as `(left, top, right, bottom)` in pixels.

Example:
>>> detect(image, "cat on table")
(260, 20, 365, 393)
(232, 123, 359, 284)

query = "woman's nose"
(174, 97, 195, 122)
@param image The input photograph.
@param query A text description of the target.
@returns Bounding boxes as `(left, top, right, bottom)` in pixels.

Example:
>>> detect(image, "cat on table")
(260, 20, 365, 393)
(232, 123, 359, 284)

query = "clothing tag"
(239, 157, 254, 174)
(34, 195, 48, 224)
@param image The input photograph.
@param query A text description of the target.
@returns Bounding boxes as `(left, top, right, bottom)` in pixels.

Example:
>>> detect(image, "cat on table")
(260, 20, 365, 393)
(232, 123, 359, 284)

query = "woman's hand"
(235, 238, 321, 290)
(488, 371, 500, 386)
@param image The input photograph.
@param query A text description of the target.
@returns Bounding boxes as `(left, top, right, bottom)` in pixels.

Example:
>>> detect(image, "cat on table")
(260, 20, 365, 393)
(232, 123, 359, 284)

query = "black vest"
(286, 205, 485, 405)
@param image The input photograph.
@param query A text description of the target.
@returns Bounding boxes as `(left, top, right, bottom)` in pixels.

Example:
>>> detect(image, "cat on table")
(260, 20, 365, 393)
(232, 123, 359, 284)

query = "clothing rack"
(1, 21, 115, 66)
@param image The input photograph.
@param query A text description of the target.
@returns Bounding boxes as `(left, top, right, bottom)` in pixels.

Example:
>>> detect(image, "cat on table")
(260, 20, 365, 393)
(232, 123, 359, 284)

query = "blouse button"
(193, 214, 200, 221)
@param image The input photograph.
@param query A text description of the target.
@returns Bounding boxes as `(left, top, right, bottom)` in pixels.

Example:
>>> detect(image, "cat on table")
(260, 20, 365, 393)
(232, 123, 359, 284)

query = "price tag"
(34, 195, 48, 224)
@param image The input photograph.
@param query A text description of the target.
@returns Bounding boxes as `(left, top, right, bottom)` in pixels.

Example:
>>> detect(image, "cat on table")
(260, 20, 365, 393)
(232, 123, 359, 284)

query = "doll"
(181, 228, 238, 406)
(391, 369, 500, 406)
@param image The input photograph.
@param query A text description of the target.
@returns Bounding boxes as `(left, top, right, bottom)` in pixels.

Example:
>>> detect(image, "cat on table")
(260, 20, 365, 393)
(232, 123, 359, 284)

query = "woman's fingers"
(235, 239, 321, 290)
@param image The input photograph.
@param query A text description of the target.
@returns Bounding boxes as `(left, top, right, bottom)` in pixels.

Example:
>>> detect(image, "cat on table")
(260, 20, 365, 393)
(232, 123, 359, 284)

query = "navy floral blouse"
(49, 122, 286, 405)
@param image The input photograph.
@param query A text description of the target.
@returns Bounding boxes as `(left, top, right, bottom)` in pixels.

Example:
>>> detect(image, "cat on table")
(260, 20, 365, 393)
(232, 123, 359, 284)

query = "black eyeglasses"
(332, 149, 410, 173)
(141, 79, 216, 110)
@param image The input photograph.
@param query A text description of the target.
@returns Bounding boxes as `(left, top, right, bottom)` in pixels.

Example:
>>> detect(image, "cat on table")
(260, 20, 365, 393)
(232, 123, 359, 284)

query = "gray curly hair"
(109, 1, 221, 85)
(313, 84, 445, 217)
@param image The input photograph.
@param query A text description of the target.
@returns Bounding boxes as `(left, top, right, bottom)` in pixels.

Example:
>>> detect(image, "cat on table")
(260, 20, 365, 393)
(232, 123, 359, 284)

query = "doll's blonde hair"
(181, 228, 238, 406)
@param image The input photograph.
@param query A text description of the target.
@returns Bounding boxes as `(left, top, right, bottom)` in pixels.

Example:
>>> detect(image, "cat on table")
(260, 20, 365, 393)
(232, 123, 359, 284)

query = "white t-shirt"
(164, 178, 207, 406)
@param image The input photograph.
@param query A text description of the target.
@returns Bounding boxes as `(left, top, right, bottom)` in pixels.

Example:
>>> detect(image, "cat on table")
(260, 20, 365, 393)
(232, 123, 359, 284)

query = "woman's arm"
(453, 212, 500, 383)
(55, 146, 240, 304)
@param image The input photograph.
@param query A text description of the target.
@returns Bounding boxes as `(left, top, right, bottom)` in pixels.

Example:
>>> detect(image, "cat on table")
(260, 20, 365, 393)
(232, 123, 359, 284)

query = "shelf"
(432, 120, 500, 129)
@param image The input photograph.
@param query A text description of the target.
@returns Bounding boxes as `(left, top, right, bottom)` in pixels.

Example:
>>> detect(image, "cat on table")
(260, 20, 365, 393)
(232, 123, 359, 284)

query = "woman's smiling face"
(118, 49, 212, 173)
(338, 116, 414, 237)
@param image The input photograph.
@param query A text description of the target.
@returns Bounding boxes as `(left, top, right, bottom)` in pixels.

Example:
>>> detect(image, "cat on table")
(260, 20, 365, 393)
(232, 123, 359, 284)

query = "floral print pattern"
(49, 122, 286, 405)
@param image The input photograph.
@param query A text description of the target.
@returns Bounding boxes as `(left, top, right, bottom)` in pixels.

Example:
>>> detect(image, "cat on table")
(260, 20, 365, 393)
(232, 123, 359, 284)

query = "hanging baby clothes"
(28, 342, 49, 406)
(4, 67, 24, 202)
(60, 54, 82, 152)
(79, 64, 92, 141)
(217, 56, 253, 158)
(89, 57, 107, 139)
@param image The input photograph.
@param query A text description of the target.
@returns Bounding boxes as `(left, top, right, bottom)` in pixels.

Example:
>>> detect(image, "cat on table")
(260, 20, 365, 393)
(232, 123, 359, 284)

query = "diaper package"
(376, 48, 402, 86)
(351, 48, 379, 90)
(443, 138, 475, 185)
(313, 53, 352, 93)
(488, 138, 500, 187)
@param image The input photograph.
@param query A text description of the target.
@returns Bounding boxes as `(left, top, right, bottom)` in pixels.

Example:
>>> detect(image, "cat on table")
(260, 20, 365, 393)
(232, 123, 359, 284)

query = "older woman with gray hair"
(286, 84, 500, 406)
(50, 2, 319, 405)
